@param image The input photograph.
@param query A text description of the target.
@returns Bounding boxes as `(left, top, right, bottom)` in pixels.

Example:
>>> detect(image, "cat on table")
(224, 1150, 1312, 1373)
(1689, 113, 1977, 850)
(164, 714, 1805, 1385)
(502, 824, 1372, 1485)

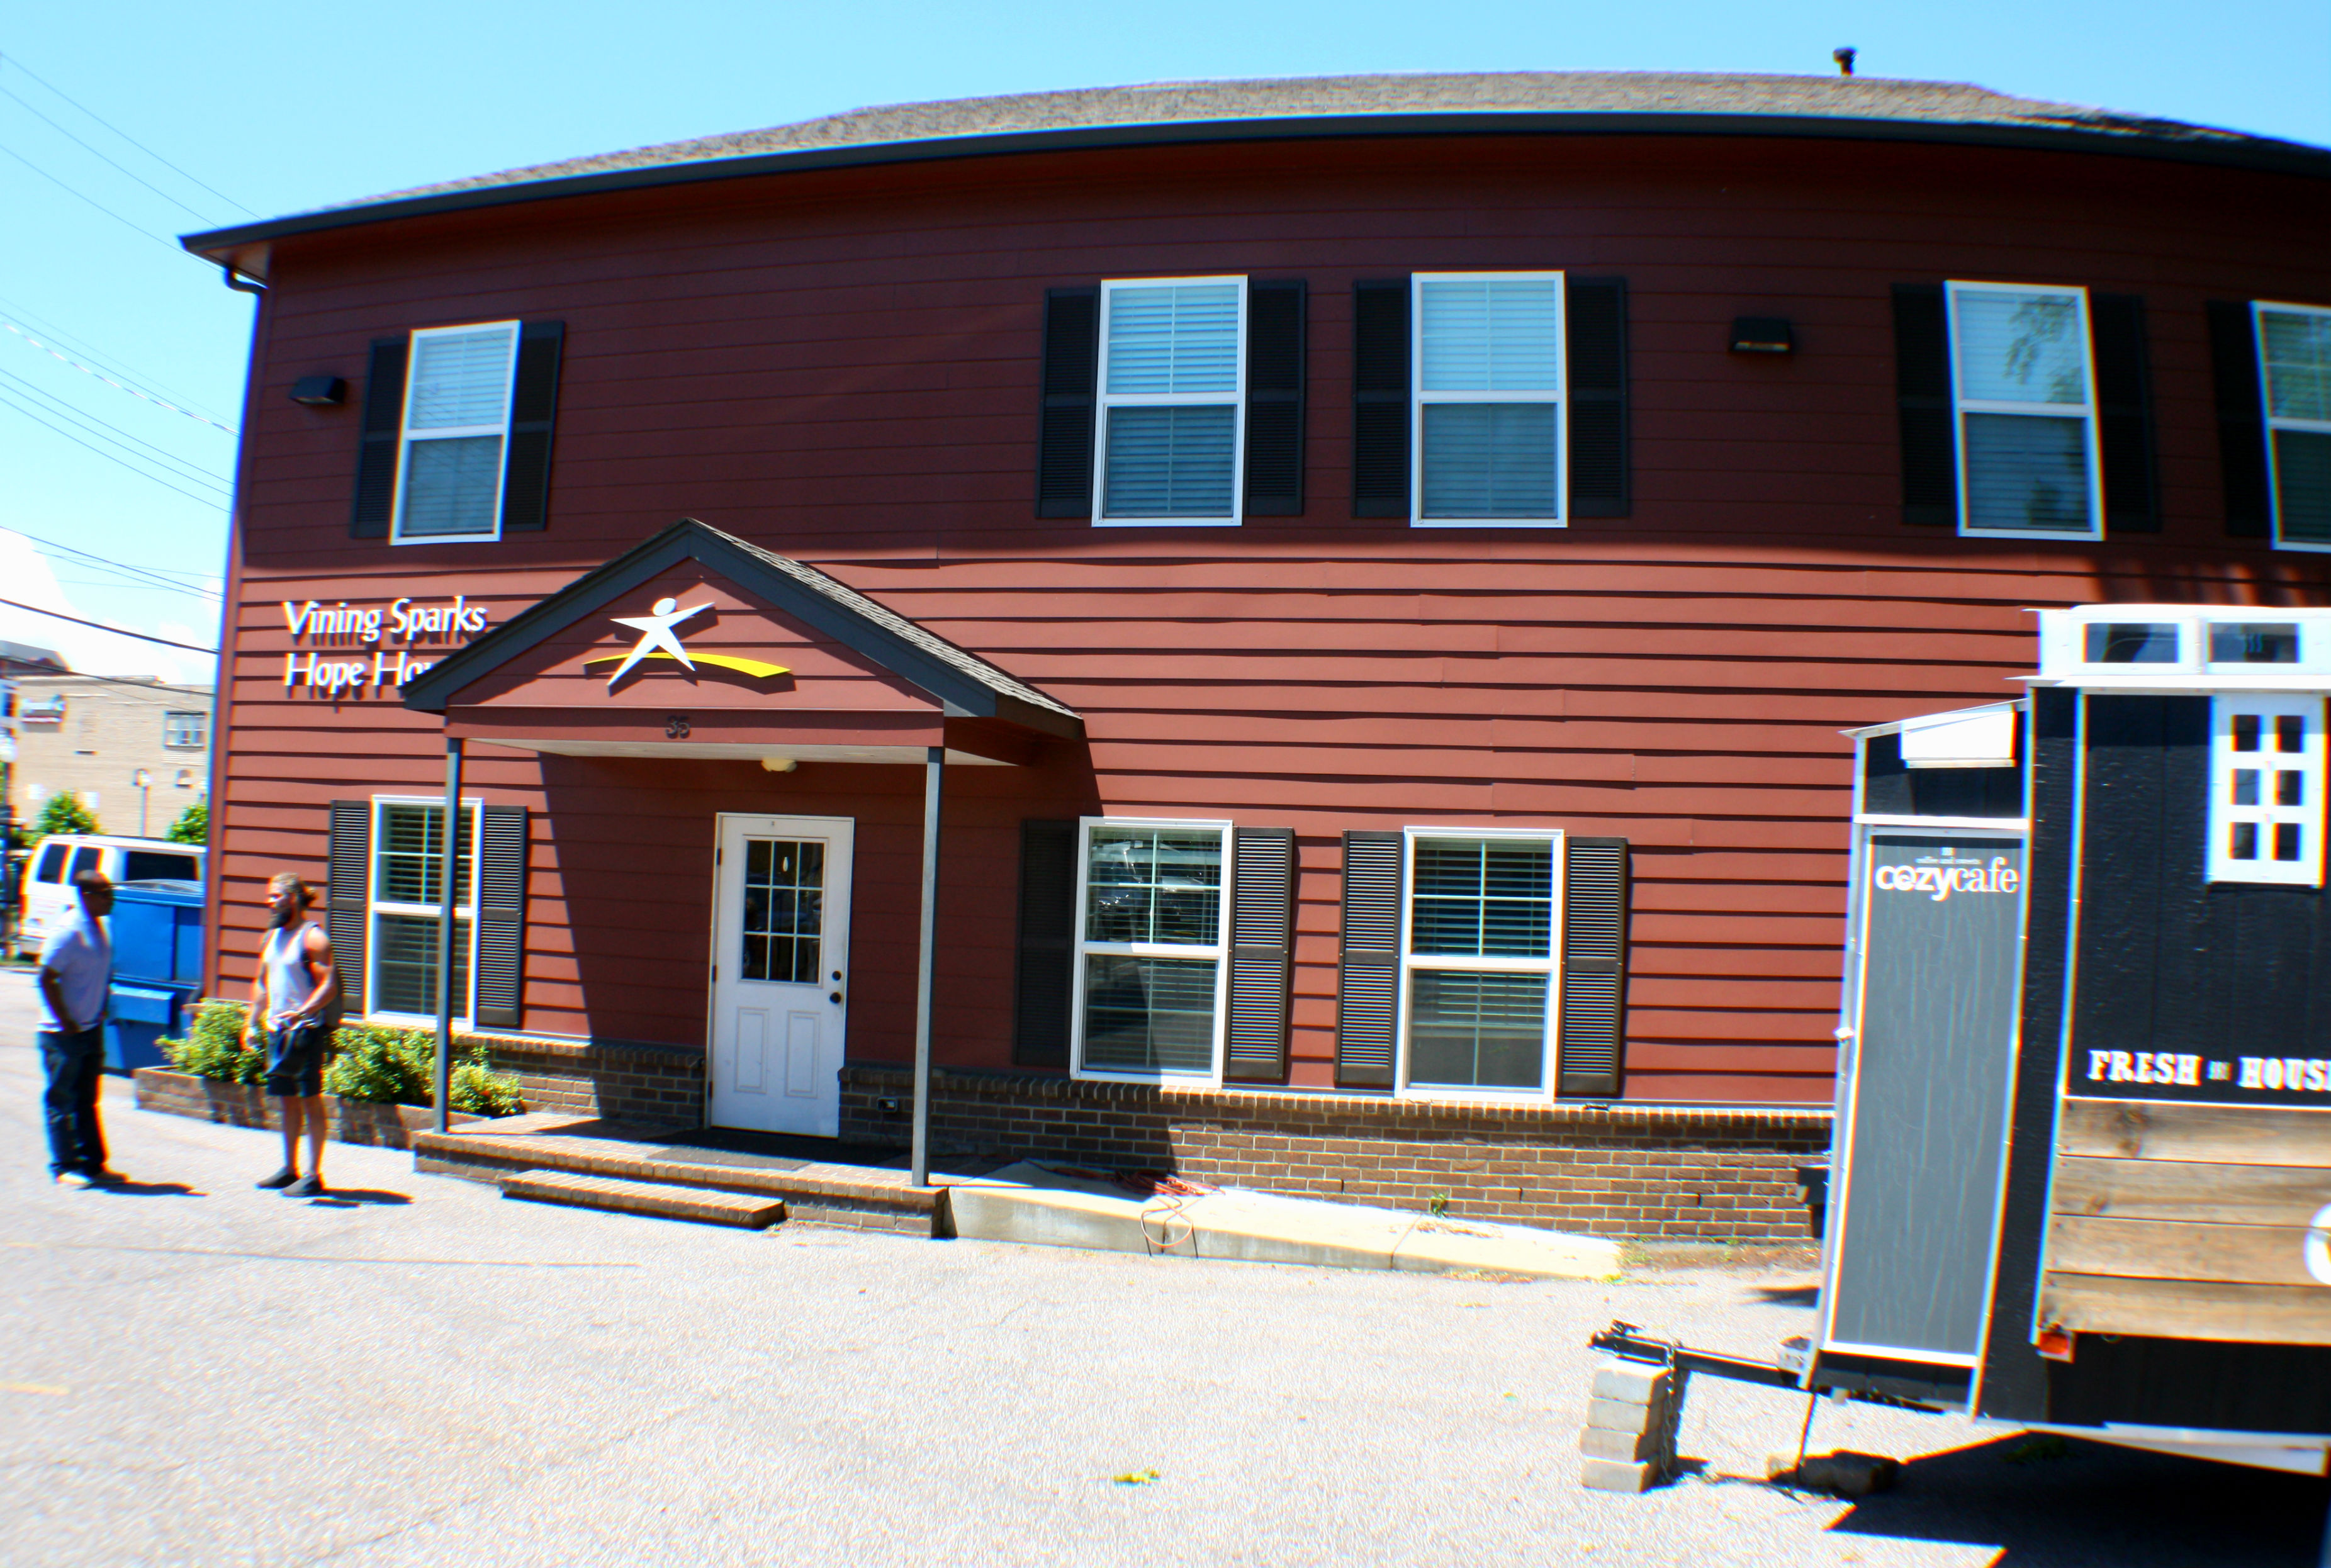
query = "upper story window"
(1413, 273, 1565, 527)
(1945, 281, 2103, 540)
(395, 322, 520, 542)
(162, 710, 207, 749)
(1094, 278, 1246, 527)
(2257, 302, 2331, 551)
(2210, 697, 2323, 887)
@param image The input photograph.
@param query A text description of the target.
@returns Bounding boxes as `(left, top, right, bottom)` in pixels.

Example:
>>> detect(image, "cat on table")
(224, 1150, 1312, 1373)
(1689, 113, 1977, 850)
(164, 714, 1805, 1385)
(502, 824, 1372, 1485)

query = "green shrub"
(159, 1000, 264, 1084)
(166, 802, 208, 846)
(32, 791, 99, 842)
(162, 1002, 522, 1117)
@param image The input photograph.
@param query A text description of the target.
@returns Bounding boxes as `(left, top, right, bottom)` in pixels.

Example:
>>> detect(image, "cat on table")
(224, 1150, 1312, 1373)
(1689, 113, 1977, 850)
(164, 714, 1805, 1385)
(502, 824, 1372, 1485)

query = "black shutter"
(500, 321, 564, 534)
(1225, 827, 1295, 1082)
(1351, 279, 1411, 518)
(473, 805, 527, 1029)
(1244, 281, 1307, 516)
(2091, 294, 2159, 534)
(1557, 837, 1629, 1098)
(351, 337, 407, 539)
(326, 800, 371, 1014)
(1892, 284, 1957, 527)
(1566, 277, 1630, 518)
(1013, 819, 1077, 1067)
(1335, 830, 1403, 1087)
(2206, 301, 2272, 537)
(1036, 288, 1099, 518)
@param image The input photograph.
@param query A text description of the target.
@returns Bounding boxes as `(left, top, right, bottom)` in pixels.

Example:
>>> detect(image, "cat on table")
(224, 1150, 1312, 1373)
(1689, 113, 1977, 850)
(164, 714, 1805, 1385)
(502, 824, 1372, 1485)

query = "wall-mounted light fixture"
(1729, 317, 1795, 356)
(289, 376, 346, 406)
(760, 757, 797, 773)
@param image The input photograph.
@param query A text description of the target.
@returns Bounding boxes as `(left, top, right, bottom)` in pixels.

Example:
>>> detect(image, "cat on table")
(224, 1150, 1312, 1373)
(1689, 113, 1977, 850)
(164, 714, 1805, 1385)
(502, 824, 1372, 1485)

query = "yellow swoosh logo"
(583, 651, 791, 680)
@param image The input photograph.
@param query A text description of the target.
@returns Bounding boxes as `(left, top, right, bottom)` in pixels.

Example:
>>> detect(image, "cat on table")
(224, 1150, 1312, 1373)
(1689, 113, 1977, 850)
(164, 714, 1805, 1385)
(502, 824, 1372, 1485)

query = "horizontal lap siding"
(213, 132, 2331, 1103)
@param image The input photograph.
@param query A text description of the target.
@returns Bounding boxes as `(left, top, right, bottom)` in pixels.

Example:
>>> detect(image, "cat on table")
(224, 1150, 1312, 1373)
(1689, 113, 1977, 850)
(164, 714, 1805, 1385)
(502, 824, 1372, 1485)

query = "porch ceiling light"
(760, 756, 797, 773)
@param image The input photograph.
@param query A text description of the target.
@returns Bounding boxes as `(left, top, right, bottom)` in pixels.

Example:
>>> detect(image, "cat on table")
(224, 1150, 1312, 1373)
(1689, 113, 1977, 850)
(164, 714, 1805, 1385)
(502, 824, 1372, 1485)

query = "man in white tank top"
(245, 874, 337, 1196)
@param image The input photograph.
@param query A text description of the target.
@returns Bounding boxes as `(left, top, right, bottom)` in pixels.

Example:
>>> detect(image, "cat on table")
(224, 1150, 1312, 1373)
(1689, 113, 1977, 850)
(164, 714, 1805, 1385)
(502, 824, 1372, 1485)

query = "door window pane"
(1409, 970, 1547, 1090)
(739, 837, 823, 984)
(2084, 622, 2180, 664)
(1081, 954, 1218, 1074)
(2210, 624, 2301, 664)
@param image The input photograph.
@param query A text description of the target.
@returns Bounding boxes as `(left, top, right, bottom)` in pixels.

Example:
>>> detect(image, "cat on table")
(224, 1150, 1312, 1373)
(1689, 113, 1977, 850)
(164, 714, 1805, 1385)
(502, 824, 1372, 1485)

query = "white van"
(16, 834, 206, 954)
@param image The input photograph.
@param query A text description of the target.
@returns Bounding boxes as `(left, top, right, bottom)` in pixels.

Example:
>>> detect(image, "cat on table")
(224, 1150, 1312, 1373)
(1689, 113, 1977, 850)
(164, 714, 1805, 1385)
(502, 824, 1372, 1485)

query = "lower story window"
(1403, 831, 1563, 1093)
(1072, 818, 1230, 1078)
(369, 798, 478, 1019)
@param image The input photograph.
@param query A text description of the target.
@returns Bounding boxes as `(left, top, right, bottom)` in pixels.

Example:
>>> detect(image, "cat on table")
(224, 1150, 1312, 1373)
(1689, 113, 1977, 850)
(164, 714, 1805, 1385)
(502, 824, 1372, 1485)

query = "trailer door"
(1824, 829, 2026, 1362)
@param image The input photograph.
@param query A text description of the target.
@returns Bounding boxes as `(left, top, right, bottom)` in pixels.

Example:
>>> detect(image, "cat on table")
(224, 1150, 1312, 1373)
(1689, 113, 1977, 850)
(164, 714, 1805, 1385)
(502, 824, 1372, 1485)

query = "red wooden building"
(182, 72, 2331, 1238)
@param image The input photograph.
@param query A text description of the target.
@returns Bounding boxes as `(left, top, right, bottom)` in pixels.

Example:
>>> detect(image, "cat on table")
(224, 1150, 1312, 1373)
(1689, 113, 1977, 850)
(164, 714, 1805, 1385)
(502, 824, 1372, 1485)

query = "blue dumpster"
(106, 880, 204, 1073)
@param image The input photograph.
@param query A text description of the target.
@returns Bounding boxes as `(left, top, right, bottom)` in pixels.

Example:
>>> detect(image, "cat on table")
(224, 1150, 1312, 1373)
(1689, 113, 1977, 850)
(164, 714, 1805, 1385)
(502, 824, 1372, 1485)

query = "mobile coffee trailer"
(1599, 602, 2331, 1480)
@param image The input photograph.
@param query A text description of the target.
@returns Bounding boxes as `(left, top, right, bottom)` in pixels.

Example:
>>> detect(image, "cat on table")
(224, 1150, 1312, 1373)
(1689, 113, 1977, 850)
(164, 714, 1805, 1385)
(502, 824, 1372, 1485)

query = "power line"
(0, 137, 182, 253)
(0, 366, 234, 494)
(0, 595, 216, 652)
(0, 79, 224, 225)
(3, 322, 237, 433)
(1, 525, 225, 602)
(0, 383, 230, 511)
(0, 52, 256, 218)
(0, 291, 237, 425)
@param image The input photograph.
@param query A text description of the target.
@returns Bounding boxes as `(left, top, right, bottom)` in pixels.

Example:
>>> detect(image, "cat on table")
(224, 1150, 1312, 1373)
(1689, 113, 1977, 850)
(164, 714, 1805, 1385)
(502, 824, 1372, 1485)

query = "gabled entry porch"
(399, 518, 1085, 1182)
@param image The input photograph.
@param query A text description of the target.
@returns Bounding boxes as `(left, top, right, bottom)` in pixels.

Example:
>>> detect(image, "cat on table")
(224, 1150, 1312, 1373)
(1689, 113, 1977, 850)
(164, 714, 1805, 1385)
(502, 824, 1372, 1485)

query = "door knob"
(829, 990, 844, 1004)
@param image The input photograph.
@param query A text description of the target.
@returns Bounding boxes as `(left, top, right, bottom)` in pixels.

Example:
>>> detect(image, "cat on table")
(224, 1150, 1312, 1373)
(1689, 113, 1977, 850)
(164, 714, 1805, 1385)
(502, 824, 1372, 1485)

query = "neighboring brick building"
(12, 675, 213, 839)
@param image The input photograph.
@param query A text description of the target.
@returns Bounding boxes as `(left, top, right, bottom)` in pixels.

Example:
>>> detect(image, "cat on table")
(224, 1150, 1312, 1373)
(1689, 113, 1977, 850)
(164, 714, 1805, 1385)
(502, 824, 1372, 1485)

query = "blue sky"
(3, 0, 2326, 679)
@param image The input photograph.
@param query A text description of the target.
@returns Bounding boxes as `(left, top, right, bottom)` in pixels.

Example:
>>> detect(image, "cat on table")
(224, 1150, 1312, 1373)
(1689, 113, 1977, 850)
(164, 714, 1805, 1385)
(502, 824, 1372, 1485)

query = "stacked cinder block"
(1579, 1362, 1686, 1492)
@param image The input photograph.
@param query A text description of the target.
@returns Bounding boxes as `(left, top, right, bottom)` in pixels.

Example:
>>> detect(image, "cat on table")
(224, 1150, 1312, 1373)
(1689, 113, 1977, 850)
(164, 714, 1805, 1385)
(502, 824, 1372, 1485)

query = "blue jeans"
(40, 1027, 107, 1177)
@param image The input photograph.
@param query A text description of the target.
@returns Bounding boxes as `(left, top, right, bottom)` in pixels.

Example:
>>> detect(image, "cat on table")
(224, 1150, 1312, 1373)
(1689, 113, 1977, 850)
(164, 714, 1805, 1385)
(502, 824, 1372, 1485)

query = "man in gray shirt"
(39, 870, 114, 1188)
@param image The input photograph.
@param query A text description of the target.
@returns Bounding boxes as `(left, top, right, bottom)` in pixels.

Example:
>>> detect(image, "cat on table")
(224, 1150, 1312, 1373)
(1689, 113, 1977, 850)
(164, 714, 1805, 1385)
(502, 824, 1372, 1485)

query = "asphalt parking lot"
(4, 971, 2326, 1567)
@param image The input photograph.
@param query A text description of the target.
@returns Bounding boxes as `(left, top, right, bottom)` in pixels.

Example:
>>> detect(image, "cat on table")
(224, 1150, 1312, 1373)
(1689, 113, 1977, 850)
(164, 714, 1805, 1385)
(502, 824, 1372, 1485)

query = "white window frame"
(1412, 271, 1568, 529)
(2256, 300, 2331, 554)
(2208, 697, 2325, 887)
(1069, 815, 1233, 1085)
(1092, 276, 1247, 529)
(366, 795, 483, 1026)
(391, 320, 520, 546)
(1944, 280, 2104, 542)
(1396, 826, 1565, 1102)
(162, 710, 207, 749)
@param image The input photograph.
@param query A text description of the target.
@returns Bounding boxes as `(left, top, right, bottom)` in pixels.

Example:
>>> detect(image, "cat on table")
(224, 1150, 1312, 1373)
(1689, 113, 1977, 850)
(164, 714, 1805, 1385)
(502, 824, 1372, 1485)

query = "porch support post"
(433, 736, 464, 1134)
(911, 744, 945, 1187)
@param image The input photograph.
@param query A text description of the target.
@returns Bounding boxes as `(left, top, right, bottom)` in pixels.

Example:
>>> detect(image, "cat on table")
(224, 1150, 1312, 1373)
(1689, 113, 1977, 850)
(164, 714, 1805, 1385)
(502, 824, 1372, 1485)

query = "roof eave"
(181, 109, 2331, 276)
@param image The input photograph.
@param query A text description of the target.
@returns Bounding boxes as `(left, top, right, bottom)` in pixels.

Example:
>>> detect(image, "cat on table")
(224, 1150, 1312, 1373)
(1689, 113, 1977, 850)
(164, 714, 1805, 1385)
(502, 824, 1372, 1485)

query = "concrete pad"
(946, 1161, 1624, 1280)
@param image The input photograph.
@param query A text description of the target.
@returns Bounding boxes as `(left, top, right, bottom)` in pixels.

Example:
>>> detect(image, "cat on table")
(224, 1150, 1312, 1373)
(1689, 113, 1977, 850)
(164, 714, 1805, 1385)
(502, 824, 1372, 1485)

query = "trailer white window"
(1072, 819, 1230, 1079)
(1413, 273, 1566, 526)
(368, 798, 480, 1019)
(395, 322, 520, 542)
(1946, 282, 2103, 540)
(1402, 831, 1563, 1094)
(1094, 279, 1245, 526)
(2209, 697, 2325, 887)
(2257, 302, 2331, 549)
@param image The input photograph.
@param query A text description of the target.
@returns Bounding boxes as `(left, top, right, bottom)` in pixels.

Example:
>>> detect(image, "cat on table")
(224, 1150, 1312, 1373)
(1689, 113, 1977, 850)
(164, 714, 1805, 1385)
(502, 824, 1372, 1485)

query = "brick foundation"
(132, 1067, 479, 1147)
(468, 1034, 705, 1124)
(840, 1065, 1830, 1242)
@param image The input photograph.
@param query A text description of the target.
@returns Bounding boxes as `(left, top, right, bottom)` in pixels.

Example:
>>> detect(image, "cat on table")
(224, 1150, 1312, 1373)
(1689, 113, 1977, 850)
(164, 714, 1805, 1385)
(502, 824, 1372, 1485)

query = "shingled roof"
(183, 70, 2330, 270)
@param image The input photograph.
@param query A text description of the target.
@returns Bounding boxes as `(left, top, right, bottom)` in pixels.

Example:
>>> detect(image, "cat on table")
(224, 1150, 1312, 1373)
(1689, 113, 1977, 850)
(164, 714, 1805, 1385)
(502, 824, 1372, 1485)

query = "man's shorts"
(264, 1019, 329, 1098)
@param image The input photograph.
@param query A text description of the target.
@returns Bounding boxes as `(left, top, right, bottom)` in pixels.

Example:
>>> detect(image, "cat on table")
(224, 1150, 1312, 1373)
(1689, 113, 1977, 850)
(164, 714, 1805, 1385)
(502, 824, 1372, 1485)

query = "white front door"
(710, 814, 852, 1136)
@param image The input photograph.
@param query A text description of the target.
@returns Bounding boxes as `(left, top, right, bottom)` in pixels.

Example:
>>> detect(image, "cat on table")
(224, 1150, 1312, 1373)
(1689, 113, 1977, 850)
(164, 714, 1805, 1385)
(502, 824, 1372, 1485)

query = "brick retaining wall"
(466, 1034, 705, 1124)
(839, 1065, 1830, 1243)
(132, 1067, 476, 1147)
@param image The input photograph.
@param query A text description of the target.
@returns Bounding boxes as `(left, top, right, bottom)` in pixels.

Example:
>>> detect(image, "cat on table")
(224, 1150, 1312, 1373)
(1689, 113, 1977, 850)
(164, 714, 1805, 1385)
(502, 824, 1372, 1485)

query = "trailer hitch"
(1589, 1320, 1943, 1411)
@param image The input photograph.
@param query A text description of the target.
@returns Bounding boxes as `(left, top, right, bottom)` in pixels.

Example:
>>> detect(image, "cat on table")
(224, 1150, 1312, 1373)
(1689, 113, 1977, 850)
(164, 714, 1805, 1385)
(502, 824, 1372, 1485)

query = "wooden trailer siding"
(208, 128, 2331, 1104)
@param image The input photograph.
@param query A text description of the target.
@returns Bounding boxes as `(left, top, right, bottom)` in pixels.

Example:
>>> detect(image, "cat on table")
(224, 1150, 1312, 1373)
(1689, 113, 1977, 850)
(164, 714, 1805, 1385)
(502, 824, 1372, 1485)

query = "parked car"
(17, 834, 206, 957)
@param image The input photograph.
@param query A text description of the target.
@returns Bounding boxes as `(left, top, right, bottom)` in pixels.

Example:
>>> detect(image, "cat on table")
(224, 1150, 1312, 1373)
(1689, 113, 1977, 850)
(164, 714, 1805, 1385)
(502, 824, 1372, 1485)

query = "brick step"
(502, 1168, 787, 1229)
(413, 1124, 941, 1236)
